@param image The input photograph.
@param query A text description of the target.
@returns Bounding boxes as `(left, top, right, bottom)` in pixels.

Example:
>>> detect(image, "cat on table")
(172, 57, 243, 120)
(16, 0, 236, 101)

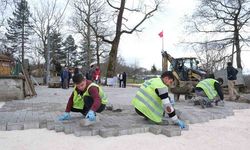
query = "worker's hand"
(85, 110, 96, 121)
(58, 112, 71, 121)
(169, 97, 175, 106)
(176, 119, 185, 129)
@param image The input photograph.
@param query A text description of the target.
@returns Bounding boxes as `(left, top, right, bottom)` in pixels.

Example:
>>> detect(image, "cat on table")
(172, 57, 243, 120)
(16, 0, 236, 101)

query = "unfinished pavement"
(0, 86, 250, 138)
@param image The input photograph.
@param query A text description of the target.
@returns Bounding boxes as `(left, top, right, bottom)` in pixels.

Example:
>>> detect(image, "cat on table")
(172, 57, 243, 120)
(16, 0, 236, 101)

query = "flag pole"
(162, 34, 164, 51)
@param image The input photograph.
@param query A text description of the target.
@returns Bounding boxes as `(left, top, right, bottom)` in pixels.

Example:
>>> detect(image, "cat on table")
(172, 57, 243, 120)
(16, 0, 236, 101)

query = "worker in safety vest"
(131, 71, 185, 129)
(194, 78, 224, 108)
(58, 74, 108, 123)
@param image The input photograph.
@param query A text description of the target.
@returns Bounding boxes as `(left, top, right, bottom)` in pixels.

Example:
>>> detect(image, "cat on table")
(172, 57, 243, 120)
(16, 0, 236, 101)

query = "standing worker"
(194, 78, 224, 108)
(227, 62, 240, 101)
(58, 74, 108, 124)
(131, 71, 185, 129)
(122, 72, 127, 88)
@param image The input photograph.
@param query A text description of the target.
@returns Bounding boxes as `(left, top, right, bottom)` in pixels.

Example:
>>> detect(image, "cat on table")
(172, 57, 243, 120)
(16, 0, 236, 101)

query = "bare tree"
(86, 0, 163, 78)
(31, 0, 69, 84)
(186, 0, 250, 70)
(193, 42, 230, 73)
(72, 0, 109, 68)
(0, 0, 16, 26)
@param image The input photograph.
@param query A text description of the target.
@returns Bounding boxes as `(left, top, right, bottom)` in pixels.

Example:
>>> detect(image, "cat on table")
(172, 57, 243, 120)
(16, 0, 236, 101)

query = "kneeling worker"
(131, 71, 185, 129)
(195, 78, 224, 108)
(58, 74, 108, 123)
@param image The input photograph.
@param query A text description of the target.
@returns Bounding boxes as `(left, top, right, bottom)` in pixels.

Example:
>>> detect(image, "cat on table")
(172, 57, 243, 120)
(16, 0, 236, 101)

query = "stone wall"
(0, 76, 24, 101)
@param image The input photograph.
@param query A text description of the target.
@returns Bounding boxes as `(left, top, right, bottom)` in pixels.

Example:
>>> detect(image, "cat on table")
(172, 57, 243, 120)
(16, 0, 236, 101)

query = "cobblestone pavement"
(0, 86, 250, 138)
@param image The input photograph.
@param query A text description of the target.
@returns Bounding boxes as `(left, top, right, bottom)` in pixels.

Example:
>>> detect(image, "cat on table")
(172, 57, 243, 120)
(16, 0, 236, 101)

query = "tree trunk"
(106, 0, 125, 78)
(96, 36, 100, 67)
(235, 29, 242, 69)
(106, 37, 120, 77)
(234, 1, 242, 69)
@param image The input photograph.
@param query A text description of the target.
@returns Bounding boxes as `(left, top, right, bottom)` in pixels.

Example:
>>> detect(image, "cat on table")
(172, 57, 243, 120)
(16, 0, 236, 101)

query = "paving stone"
(161, 127, 181, 137)
(7, 122, 24, 131)
(54, 122, 64, 132)
(74, 128, 93, 137)
(64, 125, 74, 134)
(46, 121, 55, 130)
(24, 121, 40, 129)
(99, 128, 119, 138)
(0, 122, 7, 131)
(39, 120, 47, 128)
(149, 126, 162, 135)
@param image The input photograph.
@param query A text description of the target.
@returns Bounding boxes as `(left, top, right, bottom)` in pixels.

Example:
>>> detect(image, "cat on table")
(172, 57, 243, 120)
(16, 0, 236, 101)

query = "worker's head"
(161, 71, 175, 86)
(73, 74, 86, 91)
(216, 78, 223, 85)
(227, 62, 232, 67)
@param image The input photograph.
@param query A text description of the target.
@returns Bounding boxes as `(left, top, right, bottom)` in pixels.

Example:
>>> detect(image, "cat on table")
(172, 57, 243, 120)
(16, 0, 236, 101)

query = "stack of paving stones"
(0, 99, 250, 138)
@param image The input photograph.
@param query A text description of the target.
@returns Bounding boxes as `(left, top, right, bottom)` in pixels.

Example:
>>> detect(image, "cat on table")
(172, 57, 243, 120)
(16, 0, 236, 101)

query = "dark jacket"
(227, 66, 238, 80)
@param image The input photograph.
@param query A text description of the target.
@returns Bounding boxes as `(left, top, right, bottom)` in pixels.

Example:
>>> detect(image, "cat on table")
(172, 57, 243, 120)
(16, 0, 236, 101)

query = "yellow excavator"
(162, 51, 207, 100)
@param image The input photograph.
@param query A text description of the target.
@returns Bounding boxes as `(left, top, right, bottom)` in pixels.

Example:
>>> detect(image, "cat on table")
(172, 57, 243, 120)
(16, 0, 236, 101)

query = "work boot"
(216, 100, 225, 106)
(199, 99, 206, 109)
(235, 95, 240, 101)
(206, 102, 213, 108)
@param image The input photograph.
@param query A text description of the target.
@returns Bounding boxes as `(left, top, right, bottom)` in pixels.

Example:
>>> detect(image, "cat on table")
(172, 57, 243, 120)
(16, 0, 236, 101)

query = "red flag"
(158, 31, 163, 38)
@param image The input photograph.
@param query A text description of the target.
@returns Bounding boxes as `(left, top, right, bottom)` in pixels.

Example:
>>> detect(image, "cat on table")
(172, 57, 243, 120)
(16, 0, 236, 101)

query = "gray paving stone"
(39, 120, 47, 128)
(24, 121, 40, 129)
(0, 122, 7, 131)
(161, 127, 181, 137)
(46, 121, 55, 130)
(99, 128, 119, 138)
(149, 126, 162, 135)
(74, 128, 93, 137)
(64, 125, 74, 134)
(7, 122, 24, 131)
(54, 122, 64, 132)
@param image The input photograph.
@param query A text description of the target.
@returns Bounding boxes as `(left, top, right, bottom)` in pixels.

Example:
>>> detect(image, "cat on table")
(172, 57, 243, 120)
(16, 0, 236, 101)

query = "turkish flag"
(158, 31, 163, 38)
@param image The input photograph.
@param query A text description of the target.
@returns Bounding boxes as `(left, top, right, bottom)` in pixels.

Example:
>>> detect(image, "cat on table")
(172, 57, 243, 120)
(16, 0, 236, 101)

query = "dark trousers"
(135, 108, 165, 120)
(71, 96, 105, 115)
(135, 108, 149, 120)
(123, 79, 126, 88)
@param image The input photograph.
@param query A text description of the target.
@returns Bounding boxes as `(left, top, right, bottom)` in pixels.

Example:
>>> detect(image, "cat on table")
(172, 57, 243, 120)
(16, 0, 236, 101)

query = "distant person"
(119, 73, 123, 88)
(93, 66, 101, 84)
(61, 67, 69, 89)
(131, 71, 185, 129)
(227, 62, 240, 101)
(122, 72, 127, 88)
(58, 74, 108, 124)
(194, 78, 224, 108)
(86, 64, 95, 81)
(74, 67, 80, 76)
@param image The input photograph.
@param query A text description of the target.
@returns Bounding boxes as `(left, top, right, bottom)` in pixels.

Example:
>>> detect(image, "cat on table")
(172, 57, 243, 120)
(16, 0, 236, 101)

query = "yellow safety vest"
(73, 83, 108, 109)
(196, 78, 218, 100)
(132, 78, 167, 123)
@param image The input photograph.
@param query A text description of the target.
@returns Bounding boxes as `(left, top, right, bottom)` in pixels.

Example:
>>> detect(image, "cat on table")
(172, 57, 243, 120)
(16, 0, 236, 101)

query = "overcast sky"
(119, 0, 196, 70)
(118, 0, 250, 74)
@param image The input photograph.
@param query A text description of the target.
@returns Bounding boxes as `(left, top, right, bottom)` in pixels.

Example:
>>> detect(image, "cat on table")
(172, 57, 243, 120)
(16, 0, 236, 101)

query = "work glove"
(169, 97, 175, 106)
(58, 112, 71, 121)
(85, 110, 96, 121)
(176, 119, 185, 129)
